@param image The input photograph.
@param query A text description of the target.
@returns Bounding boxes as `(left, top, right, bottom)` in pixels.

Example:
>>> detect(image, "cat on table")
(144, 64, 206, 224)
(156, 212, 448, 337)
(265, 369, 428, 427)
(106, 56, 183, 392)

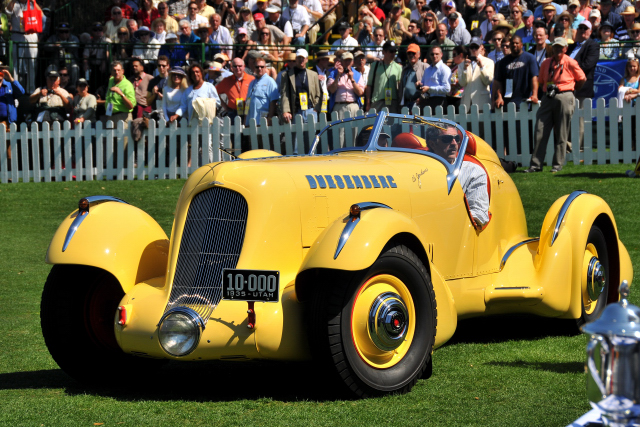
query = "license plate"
(222, 269, 280, 303)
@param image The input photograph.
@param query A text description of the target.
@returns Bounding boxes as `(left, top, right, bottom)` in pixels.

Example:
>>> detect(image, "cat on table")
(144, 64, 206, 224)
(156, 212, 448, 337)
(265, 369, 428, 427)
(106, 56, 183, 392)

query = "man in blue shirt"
(245, 58, 279, 125)
(515, 10, 535, 44)
(0, 63, 24, 126)
(419, 46, 451, 110)
(0, 63, 25, 165)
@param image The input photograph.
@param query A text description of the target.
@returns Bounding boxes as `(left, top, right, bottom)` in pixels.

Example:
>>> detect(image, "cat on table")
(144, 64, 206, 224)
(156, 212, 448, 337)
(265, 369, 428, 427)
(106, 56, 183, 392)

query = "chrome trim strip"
(552, 190, 587, 246)
(62, 195, 129, 252)
(334, 202, 392, 259)
(334, 217, 360, 260)
(499, 238, 540, 271)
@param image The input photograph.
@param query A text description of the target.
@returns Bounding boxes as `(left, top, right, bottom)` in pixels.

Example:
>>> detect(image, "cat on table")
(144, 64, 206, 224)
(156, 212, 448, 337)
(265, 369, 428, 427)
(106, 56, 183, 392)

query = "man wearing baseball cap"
(598, 0, 623, 31)
(266, 3, 293, 39)
(279, 48, 322, 151)
(327, 51, 364, 115)
(526, 37, 586, 173)
(251, 11, 290, 46)
(400, 43, 427, 111)
(365, 41, 402, 113)
(515, 9, 535, 43)
(460, 37, 494, 113)
(330, 21, 358, 53)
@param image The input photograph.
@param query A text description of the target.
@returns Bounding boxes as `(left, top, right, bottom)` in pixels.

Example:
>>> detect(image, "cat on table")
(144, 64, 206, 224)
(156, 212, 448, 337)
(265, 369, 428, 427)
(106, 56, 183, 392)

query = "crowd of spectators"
(1, 0, 640, 137)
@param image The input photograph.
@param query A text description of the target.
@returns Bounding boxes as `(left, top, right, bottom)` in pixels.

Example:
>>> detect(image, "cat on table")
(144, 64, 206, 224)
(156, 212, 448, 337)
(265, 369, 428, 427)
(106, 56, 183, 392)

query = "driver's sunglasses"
(438, 135, 461, 144)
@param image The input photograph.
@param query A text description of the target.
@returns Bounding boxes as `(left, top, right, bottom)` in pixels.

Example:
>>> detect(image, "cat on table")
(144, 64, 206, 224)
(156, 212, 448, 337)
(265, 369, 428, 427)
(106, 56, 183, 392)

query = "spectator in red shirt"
(215, 57, 255, 120)
(136, 0, 160, 28)
(105, 0, 134, 22)
(365, 0, 386, 22)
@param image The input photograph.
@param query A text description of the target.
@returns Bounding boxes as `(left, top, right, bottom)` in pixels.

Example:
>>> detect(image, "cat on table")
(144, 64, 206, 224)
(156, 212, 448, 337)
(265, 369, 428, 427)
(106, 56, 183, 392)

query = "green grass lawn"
(1, 164, 638, 426)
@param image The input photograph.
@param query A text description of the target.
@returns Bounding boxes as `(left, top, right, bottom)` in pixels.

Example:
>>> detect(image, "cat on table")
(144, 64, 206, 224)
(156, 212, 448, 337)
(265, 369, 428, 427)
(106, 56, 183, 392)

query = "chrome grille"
(164, 187, 248, 324)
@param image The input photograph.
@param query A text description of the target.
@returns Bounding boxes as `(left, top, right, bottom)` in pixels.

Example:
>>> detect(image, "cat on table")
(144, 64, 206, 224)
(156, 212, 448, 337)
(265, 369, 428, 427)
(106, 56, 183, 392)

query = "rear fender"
(46, 198, 169, 294)
(297, 205, 457, 348)
(537, 192, 632, 318)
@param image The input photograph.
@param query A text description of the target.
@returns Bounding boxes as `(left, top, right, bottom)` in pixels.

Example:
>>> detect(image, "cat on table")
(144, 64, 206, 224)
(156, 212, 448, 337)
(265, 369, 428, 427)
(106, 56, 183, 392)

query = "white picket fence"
(1, 98, 638, 183)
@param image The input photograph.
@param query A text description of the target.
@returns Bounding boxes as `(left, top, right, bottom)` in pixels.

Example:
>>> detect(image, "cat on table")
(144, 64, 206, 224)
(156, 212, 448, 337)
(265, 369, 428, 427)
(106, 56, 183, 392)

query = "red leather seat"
(392, 133, 429, 151)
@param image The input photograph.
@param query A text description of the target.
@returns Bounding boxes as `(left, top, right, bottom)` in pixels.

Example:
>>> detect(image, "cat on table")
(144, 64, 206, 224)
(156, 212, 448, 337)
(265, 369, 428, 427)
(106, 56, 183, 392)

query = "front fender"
(537, 192, 632, 318)
(46, 200, 169, 294)
(298, 206, 458, 349)
(300, 207, 425, 272)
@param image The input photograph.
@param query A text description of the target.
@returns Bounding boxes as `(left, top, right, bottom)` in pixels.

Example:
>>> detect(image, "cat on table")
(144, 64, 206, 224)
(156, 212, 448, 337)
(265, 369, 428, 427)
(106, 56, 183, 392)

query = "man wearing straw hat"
(615, 5, 638, 39)
(533, 0, 562, 20)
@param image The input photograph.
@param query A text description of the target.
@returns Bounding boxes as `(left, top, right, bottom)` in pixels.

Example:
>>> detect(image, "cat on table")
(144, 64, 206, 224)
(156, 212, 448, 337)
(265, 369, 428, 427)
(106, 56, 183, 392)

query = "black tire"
(577, 225, 610, 328)
(41, 265, 163, 384)
(309, 244, 437, 398)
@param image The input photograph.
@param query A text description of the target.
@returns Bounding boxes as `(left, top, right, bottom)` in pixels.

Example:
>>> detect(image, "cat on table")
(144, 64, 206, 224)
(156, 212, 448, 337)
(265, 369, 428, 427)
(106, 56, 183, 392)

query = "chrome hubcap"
(368, 292, 409, 351)
(587, 257, 606, 302)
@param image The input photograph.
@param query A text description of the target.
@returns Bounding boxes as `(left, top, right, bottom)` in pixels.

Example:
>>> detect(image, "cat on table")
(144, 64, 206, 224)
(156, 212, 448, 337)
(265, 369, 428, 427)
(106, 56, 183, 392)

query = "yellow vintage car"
(41, 112, 633, 397)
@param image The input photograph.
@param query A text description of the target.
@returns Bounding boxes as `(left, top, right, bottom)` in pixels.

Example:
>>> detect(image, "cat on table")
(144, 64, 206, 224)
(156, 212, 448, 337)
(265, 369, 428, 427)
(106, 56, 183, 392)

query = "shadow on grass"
(485, 360, 584, 374)
(0, 361, 352, 403)
(552, 172, 629, 179)
(0, 315, 582, 402)
(446, 314, 580, 346)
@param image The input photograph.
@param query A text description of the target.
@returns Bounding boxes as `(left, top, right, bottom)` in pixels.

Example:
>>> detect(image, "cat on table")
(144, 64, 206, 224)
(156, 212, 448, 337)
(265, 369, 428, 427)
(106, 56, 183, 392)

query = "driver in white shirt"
(426, 125, 490, 230)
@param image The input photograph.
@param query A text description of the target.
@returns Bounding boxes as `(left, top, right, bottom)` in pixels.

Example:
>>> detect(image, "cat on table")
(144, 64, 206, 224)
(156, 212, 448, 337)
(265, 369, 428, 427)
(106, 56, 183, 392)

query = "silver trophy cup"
(582, 281, 640, 426)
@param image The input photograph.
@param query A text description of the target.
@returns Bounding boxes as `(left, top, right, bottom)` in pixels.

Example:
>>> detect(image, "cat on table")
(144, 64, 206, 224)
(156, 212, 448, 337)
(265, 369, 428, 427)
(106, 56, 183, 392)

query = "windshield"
(310, 112, 468, 192)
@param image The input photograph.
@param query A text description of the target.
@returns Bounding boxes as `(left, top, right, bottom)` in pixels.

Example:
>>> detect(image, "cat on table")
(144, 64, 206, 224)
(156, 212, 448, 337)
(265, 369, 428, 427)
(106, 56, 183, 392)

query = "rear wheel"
(309, 245, 437, 397)
(41, 265, 162, 384)
(577, 225, 610, 327)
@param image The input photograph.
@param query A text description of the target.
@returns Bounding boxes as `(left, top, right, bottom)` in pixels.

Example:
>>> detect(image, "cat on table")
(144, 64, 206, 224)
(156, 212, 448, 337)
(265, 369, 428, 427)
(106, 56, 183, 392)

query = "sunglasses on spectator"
(113, 11, 122, 14)
(511, 10, 520, 13)
(407, 52, 416, 56)
(60, 73, 69, 76)
(493, 37, 503, 41)
(189, 6, 198, 9)
(118, 32, 128, 35)
(559, 17, 569, 21)
(426, 17, 434, 21)
(261, 32, 269, 35)
(158, 63, 169, 67)
(256, 65, 266, 69)
(632, 30, 640, 34)
(438, 135, 460, 144)
(158, 6, 166, 9)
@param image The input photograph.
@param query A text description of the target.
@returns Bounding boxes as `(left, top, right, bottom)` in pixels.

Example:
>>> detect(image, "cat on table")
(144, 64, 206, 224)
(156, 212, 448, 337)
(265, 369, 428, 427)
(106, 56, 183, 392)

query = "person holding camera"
(525, 37, 586, 173)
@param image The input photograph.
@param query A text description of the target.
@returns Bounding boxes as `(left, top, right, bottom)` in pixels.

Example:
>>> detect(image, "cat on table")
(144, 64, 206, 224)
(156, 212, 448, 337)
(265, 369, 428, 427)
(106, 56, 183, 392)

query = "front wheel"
(309, 244, 437, 397)
(577, 225, 610, 327)
(41, 265, 162, 384)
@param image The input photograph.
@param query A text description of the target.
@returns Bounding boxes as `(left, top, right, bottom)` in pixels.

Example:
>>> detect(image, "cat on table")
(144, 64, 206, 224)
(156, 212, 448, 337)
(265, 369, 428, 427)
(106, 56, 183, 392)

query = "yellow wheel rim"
(582, 243, 601, 315)
(350, 274, 416, 369)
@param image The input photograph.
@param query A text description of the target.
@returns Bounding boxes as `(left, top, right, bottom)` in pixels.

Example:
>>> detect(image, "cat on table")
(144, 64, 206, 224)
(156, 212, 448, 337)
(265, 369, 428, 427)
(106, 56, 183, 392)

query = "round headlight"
(158, 308, 203, 357)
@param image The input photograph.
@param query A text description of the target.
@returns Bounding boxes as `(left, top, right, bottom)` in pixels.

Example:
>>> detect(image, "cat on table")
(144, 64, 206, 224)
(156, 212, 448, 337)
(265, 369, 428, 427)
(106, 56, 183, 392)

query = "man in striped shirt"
(427, 125, 490, 230)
